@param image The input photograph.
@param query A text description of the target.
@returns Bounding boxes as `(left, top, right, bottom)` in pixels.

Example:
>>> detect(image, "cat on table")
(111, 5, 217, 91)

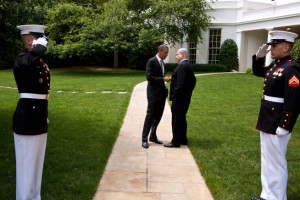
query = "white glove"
(32, 37, 48, 47)
(276, 127, 289, 136)
(32, 39, 38, 46)
(255, 44, 269, 58)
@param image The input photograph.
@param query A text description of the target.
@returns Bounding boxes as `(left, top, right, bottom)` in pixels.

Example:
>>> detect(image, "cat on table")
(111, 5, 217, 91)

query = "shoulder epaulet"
(287, 59, 298, 65)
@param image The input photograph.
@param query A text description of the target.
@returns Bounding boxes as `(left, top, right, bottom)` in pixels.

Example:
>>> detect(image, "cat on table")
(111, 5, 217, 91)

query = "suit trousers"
(171, 99, 190, 145)
(14, 133, 47, 200)
(260, 131, 291, 200)
(142, 97, 166, 142)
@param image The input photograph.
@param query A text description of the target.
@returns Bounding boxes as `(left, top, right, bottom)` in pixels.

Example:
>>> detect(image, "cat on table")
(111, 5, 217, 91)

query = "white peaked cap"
(17, 24, 47, 35)
(267, 30, 298, 44)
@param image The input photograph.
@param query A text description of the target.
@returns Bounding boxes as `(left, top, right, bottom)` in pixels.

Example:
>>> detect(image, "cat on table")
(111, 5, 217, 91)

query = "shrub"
(218, 39, 239, 71)
(291, 39, 300, 64)
(164, 63, 178, 72)
(193, 64, 228, 72)
(164, 63, 227, 73)
(246, 67, 253, 74)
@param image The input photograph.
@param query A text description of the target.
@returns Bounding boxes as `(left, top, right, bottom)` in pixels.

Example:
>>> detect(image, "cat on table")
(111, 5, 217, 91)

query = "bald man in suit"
(164, 48, 196, 148)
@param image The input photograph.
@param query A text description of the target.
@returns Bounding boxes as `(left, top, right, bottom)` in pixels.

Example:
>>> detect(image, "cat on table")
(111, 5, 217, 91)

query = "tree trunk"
(113, 49, 119, 68)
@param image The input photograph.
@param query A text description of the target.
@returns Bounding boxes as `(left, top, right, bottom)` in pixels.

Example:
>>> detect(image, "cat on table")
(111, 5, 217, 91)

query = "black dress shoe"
(164, 142, 180, 148)
(250, 197, 266, 200)
(149, 138, 163, 144)
(142, 142, 149, 149)
(180, 141, 188, 145)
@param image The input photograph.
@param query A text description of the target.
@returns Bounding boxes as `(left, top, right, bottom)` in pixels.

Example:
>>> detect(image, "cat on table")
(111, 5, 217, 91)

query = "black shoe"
(149, 138, 163, 144)
(164, 142, 180, 148)
(142, 142, 149, 149)
(180, 141, 188, 145)
(250, 197, 266, 200)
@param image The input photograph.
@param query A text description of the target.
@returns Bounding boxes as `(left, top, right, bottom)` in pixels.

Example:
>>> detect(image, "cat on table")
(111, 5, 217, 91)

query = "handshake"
(164, 76, 172, 82)
(32, 37, 48, 47)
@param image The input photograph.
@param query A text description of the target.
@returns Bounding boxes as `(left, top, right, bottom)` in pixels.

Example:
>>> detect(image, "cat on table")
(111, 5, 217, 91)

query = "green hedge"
(218, 39, 239, 71)
(291, 39, 300, 64)
(164, 63, 228, 73)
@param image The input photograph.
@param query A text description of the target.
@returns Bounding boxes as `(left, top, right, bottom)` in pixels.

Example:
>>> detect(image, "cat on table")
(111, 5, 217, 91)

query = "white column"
(266, 28, 274, 65)
(236, 30, 245, 72)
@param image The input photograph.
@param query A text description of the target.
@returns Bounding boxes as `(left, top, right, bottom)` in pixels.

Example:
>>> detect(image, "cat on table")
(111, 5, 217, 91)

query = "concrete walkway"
(93, 81, 214, 200)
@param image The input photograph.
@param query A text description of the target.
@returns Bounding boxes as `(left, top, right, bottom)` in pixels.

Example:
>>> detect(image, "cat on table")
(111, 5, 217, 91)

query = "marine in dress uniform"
(251, 31, 300, 200)
(141, 44, 171, 149)
(13, 24, 50, 200)
(164, 48, 196, 148)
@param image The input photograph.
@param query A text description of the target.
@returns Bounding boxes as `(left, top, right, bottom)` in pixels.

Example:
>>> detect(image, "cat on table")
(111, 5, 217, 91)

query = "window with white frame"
(208, 29, 221, 64)
(189, 41, 197, 64)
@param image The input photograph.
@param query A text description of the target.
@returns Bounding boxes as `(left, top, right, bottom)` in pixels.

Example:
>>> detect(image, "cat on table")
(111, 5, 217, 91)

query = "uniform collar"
(274, 55, 291, 63)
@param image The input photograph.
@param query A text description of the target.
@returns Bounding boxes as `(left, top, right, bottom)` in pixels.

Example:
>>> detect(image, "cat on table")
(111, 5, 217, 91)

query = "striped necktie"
(160, 60, 165, 76)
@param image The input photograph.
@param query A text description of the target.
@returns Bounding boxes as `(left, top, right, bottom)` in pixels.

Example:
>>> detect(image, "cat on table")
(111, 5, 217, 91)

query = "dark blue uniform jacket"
(252, 55, 300, 134)
(13, 45, 50, 135)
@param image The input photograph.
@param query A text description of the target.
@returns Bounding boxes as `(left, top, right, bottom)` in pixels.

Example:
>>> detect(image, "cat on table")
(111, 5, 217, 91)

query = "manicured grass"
(188, 73, 300, 200)
(1, 70, 299, 199)
(0, 69, 145, 199)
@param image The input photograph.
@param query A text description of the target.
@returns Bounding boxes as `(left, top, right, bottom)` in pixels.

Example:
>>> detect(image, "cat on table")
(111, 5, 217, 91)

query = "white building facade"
(165, 0, 300, 72)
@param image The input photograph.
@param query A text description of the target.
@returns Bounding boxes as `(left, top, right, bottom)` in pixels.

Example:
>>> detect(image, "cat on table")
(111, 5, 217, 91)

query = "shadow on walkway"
(93, 81, 214, 200)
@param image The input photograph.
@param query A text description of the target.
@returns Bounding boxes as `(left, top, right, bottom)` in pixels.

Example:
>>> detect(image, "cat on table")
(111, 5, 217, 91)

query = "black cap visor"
(29, 32, 47, 40)
(267, 39, 290, 45)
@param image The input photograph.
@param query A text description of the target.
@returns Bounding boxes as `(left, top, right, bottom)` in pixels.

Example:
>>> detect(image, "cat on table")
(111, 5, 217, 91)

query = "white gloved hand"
(32, 39, 38, 46)
(34, 37, 48, 47)
(255, 44, 269, 58)
(276, 127, 289, 136)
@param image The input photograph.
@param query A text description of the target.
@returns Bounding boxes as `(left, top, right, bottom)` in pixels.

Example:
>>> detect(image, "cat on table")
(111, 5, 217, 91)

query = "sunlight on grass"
(1, 70, 299, 199)
(188, 74, 300, 200)
(0, 69, 145, 199)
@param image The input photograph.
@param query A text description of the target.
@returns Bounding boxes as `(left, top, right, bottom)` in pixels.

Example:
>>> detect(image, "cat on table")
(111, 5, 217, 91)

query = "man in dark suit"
(142, 44, 171, 149)
(164, 48, 196, 148)
(13, 24, 50, 200)
(251, 30, 300, 200)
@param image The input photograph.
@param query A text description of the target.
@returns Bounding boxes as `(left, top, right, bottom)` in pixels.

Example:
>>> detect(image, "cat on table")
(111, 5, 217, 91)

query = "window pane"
(189, 41, 197, 64)
(208, 29, 221, 64)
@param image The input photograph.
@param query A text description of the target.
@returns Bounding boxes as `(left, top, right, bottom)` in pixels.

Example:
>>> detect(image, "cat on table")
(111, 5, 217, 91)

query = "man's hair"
(158, 44, 169, 51)
(177, 48, 189, 58)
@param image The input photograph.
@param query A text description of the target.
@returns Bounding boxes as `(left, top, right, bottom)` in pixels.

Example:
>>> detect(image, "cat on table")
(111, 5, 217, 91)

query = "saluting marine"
(13, 24, 50, 200)
(251, 31, 300, 200)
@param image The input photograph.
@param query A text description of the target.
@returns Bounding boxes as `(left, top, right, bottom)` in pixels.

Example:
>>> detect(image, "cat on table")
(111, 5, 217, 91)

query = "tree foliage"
(0, 0, 213, 68)
(46, 3, 95, 59)
(0, 0, 51, 68)
(218, 39, 239, 71)
(150, 0, 212, 44)
(95, 0, 213, 67)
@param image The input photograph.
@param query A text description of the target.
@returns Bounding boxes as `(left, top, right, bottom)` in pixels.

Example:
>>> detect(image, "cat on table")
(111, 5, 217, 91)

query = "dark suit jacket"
(170, 60, 196, 102)
(146, 56, 168, 101)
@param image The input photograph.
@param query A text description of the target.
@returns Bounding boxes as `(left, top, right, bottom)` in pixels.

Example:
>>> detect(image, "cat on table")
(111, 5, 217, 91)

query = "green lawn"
(0, 69, 145, 199)
(188, 73, 300, 200)
(1, 70, 299, 199)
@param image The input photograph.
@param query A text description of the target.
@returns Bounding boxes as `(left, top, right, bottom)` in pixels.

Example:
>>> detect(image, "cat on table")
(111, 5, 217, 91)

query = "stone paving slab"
(93, 81, 214, 200)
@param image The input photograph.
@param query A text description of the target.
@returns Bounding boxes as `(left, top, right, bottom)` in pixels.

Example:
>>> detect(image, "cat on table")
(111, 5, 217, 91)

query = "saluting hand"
(32, 37, 48, 47)
(256, 44, 270, 58)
